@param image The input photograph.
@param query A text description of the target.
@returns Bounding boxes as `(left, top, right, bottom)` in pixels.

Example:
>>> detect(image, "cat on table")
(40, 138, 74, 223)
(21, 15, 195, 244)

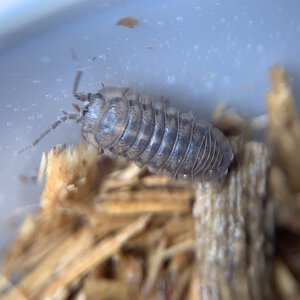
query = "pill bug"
(20, 71, 233, 181)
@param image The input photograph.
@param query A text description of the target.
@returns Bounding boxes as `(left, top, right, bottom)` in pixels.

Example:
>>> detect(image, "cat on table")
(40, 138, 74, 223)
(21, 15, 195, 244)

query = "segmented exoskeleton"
(78, 77, 233, 181)
(20, 71, 233, 181)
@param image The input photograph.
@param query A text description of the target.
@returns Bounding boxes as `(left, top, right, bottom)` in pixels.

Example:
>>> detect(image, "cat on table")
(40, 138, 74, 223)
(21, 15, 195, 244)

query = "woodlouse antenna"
(18, 112, 79, 154)
(73, 70, 89, 101)
(70, 48, 88, 102)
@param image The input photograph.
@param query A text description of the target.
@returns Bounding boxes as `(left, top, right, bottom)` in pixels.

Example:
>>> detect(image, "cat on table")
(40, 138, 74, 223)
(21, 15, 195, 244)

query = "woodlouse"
(20, 71, 233, 181)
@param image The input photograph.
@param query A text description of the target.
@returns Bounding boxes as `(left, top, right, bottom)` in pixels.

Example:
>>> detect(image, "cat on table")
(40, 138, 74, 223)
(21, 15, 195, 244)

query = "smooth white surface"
(0, 0, 85, 40)
(1, 0, 300, 250)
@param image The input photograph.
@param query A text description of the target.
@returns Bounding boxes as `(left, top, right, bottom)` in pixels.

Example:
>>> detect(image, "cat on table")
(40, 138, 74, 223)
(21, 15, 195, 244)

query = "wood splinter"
(193, 141, 274, 300)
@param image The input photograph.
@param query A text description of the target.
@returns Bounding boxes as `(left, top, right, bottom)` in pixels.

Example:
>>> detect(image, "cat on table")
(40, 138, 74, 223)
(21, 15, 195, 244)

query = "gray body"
(80, 86, 233, 181)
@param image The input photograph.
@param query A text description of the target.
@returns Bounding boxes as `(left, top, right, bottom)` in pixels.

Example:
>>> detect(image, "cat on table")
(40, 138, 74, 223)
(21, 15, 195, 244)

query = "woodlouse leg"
(18, 112, 79, 154)
(73, 70, 89, 101)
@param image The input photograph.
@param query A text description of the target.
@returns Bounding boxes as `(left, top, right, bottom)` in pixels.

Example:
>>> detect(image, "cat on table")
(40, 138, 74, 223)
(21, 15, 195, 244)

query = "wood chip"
(267, 65, 300, 192)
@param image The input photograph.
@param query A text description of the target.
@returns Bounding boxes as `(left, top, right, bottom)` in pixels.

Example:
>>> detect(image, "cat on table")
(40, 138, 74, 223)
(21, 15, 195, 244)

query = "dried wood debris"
(266, 66, 300, 300)
(1, 144, 195, 300)
(1, 66, 300, 300)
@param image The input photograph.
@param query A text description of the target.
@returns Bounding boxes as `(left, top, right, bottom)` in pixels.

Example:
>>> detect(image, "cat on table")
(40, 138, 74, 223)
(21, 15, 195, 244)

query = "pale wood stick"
(193, 141, 274, 300)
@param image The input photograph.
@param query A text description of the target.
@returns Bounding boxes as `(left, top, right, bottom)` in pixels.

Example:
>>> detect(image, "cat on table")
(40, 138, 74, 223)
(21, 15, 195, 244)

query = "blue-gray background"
(1, 0, 300, 251)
